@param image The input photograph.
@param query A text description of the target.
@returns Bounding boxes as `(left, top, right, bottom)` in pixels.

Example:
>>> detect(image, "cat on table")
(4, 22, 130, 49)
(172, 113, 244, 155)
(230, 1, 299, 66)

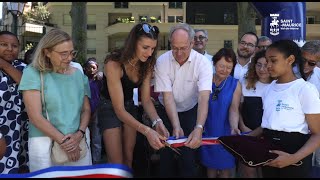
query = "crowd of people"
(0, 22, 320, 178)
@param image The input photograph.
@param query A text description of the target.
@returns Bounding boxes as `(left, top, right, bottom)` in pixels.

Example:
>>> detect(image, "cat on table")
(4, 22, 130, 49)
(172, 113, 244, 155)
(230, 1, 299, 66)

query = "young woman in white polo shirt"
(249, 39, 320, 178)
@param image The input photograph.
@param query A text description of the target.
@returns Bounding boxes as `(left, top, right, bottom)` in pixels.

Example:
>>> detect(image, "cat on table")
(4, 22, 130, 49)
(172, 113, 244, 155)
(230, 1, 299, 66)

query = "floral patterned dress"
(0, 60, 29, 174)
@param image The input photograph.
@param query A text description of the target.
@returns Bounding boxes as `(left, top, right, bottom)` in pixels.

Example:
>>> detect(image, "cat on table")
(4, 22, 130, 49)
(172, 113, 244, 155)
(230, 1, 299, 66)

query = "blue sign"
(251, 2, 306, 47)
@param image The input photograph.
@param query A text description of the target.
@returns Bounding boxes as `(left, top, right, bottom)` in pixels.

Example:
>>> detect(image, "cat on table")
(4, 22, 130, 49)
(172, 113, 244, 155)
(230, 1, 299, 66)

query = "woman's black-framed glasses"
(212, 87, 221, 101)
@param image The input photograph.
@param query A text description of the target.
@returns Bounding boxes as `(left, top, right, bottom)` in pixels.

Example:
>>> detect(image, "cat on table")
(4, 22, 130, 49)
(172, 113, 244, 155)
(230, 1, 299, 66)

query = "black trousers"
(261, 128, 312, 178)
(157, 104, 200, 178)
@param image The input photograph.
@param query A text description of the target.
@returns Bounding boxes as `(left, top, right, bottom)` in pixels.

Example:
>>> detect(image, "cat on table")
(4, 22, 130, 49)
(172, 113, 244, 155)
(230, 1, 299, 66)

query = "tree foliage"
(237, 2, 257, 41)
(23, 2, 50, 24)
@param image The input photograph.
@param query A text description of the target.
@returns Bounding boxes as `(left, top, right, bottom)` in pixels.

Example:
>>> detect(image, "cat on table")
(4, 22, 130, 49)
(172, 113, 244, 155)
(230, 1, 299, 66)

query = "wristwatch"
(78, 129, 85, 138)
(151, 118, 162, 128)
(195, 124, 204, 130)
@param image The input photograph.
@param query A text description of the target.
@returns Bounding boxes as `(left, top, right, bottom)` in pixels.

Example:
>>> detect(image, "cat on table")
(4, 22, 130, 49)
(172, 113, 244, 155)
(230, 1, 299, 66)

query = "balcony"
(22, 22, 44, 34)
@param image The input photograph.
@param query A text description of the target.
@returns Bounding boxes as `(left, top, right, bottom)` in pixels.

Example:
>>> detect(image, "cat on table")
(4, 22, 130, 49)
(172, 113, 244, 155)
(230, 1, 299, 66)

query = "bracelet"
(151, 118, 162, 128)
(78, 129, 85, 138)
(195, 124, 204, 130)
(144, 127, 151, 135)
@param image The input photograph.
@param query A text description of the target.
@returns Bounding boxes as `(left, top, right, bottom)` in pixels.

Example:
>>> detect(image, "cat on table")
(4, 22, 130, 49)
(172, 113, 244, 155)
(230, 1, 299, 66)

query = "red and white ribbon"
(166, 137, 220, 148)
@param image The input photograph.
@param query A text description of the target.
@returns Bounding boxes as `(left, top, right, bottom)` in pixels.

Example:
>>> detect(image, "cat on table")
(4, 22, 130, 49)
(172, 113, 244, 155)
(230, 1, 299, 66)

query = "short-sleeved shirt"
(154, 49, 213, 112)
(18, 66, 91, 137)
(70, 61, 83, 74)
(307, 66, 320, 94)
(234, 58, 251, 84)
(261, 79, 320, 134)
(241, 80, 270, 102)
(241, 80, 271, 129)
(203, 51, 215, 74)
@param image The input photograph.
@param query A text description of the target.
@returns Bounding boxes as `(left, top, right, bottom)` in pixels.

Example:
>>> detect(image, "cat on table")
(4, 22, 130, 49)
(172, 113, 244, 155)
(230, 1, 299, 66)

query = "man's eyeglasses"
(239, 41, 256, 48)
(257, 45, 269, 50)
(303, 58, 317, 67)
(194, 35, 207, 41)
(52, 50, 78, 60)
(171, 43, 191, 53)
(212, 88, 221, 101)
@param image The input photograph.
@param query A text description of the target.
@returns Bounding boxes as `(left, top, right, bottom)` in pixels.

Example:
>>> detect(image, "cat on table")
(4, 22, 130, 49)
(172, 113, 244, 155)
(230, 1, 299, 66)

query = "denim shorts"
(97, 98, 138, 134)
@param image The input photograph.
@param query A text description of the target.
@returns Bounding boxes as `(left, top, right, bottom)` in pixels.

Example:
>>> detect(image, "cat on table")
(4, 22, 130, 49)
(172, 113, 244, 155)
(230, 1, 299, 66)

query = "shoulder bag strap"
(40, 72, 50, 121)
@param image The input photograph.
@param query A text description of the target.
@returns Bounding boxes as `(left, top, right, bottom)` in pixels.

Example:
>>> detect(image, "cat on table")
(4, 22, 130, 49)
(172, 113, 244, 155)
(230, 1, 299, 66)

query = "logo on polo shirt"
(276, 100, 294, 111)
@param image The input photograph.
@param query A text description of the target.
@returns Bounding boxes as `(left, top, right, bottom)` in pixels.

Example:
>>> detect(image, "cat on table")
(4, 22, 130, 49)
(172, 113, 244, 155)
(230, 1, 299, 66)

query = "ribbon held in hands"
(165, 136, 220, 148)
(161, 140, 181, 155)
(165, 132, 251, 148)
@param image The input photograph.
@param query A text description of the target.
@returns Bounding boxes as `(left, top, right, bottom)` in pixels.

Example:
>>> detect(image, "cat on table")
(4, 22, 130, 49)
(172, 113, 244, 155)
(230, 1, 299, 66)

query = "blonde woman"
(19, 29, 92, 171)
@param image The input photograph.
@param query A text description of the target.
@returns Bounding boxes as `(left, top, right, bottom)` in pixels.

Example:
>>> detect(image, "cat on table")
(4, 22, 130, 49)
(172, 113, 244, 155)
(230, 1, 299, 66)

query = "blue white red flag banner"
(0, 163, 133, 178)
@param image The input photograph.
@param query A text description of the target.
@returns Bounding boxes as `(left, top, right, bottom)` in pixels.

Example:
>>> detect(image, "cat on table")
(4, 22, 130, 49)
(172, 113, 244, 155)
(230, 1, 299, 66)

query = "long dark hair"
(266, 40, 306, 80)
(104, 23, 159, 84)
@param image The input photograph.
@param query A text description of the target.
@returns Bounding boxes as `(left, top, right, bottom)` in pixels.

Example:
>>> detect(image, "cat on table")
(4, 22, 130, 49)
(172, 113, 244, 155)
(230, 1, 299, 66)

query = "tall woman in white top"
(249, 39, 320, 178)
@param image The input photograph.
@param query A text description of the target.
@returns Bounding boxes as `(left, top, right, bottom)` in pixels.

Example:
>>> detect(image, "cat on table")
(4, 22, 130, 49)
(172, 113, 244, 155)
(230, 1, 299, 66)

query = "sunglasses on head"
(140, 24, 156, 34)
(303, 58, 317, 66)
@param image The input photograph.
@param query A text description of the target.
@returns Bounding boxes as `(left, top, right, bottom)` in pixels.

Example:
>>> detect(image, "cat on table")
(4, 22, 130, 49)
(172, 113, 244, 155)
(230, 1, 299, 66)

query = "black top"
(241, 96, 263, 130)
(100, 64, 141, 101)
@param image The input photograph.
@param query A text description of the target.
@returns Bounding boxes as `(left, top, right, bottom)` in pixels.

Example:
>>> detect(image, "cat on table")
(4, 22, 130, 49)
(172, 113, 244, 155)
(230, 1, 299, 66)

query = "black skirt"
(261, 128, 312, 178)
(241, 96, 263, 130)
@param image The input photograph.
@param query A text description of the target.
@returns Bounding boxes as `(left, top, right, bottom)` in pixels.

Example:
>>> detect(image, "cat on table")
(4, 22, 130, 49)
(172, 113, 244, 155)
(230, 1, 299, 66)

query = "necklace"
(55, 67, 69, 74)
(212, 75, 228, 101)
(63, 65, 71, 74)
(128, 59, 137, 70)
(214, 75, 227, 90)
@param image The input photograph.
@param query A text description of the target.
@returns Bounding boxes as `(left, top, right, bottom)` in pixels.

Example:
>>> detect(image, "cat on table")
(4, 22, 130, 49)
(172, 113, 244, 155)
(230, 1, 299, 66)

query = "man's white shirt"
(154, 49, 213, 112)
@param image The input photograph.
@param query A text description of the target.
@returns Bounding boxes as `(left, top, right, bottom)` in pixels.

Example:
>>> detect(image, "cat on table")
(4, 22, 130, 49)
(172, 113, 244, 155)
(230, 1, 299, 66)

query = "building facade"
(2, 2, 320, 65)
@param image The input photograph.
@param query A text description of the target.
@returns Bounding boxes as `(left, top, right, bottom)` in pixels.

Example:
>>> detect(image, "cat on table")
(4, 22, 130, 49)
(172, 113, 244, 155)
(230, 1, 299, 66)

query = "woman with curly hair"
(97, 23, 168, 168)
(238, 50, 273, 178)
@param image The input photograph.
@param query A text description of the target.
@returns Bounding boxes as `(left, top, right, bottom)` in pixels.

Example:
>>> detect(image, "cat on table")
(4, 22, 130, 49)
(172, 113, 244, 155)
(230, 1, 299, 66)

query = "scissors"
(162, 141, 181, 155)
